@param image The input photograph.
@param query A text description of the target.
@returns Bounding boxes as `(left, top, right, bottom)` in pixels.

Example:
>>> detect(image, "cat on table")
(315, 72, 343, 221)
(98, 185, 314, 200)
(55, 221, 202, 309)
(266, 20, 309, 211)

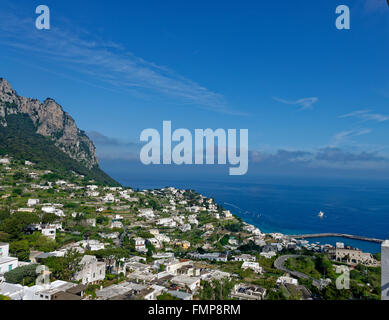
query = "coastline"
(119, 178, 384, 254)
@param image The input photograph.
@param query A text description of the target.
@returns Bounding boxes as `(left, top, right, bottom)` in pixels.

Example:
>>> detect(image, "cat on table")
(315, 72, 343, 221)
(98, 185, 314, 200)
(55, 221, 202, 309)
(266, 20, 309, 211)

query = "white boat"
(318, 211, 325, 218)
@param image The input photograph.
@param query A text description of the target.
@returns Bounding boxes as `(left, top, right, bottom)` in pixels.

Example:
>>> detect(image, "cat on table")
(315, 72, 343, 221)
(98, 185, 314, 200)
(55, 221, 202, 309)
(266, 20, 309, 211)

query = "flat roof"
(167, 290, 192, 300)
(0, 256, 18, 264)
(66, 284, 87, 295)
(52, 291, 82, 300)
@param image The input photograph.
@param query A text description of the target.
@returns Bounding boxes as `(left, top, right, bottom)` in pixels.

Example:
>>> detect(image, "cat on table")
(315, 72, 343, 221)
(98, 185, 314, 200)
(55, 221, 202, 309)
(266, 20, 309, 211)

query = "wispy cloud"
(273, 97, 318, 110)
(249, 147, 389, 172)
(339, 110, 389, 123)
(331, 128, 372, 146)
(0, 10, 244, 115)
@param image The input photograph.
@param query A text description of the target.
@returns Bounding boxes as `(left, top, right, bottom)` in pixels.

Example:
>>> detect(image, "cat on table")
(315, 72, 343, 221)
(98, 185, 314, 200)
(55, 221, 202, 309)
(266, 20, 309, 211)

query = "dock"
(288, 233, 384, 244)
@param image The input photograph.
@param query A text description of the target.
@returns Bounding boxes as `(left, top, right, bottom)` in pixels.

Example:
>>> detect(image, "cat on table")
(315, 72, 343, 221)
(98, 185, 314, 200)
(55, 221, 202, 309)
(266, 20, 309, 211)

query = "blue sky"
(0, 0, 389, 182)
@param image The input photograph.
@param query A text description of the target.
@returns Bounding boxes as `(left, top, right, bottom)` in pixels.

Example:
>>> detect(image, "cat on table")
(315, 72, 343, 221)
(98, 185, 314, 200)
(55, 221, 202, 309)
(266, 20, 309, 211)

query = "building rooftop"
(167, 290, 192, 300)
(51, 291, 82, 300)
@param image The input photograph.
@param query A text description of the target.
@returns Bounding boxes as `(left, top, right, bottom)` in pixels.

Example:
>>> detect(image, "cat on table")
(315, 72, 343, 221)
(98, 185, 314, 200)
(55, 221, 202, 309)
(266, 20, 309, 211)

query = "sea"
(115, 176, 389, 254)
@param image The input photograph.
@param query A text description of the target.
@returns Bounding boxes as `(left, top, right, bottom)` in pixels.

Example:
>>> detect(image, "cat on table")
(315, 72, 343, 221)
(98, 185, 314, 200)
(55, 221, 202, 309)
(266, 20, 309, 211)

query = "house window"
(8, 264, 13, 271)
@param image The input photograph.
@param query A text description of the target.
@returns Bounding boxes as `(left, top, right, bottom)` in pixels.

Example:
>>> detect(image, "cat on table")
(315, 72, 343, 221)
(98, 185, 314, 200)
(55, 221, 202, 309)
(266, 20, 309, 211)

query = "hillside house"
(0, 243, 18, 275)
(73, 255, 106, 285)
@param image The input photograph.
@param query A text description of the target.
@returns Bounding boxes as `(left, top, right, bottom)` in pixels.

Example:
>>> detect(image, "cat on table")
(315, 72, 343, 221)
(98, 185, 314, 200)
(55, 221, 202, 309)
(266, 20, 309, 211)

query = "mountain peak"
(0, 77, 98, 169)
(0, 78, 17, 102)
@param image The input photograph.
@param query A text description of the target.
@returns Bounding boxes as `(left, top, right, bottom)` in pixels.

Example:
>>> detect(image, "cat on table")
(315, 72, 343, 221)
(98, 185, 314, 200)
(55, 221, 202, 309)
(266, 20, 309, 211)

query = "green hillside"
(0, 113, 120, 186)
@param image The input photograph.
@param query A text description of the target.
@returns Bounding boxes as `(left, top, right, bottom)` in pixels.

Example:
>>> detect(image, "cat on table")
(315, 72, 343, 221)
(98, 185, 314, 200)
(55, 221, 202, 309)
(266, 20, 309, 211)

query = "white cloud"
(273, 97, 318, 110)
(331, 129, 372, 146)
(339, 110, 389, 123)
(0, 10, 245, 115)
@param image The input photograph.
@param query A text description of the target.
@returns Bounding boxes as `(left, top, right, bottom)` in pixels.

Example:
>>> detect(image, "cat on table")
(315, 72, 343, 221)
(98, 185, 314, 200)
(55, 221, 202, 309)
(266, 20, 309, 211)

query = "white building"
(138, 208, 155, 219)
(149, 229, 159, 236)
(155, 233, 171, 243)
(143, 285, 167, 300)
(241, 261, 263, 274)
(382, 240, 389, 300)
(102, 194, 115, 203)
(77, 240, 105, 251)
(27, 199, 40, 207)
(73, 255, 106, 285)
(87, 191, 100, 197)
(147, 238, 162, 249)
(171, 275, 201, 292)
(336, 242, 345, 249)
(41, 206, 65, 217)
(223, 210, 233, 219)
(0, 280, 78, 300)
(99, 232, 119, 240)
(0, 243, 18, 275)
(112, 214, 123, 221)
(110, 221, 123, 229)
(41, 226, 56, 240)
(0, 158, 10, 165)
(329, 247, 378, 266)
(179, 224, 191, 232)
(164, 259, 192, 275)
(56, 180, 67, 186)
(231, 283, 266, 300)
(234, 255, 256, 263)
(157, 218, 177, 228)
(134, 238, 147, 252)
(277, 276, 298, 286)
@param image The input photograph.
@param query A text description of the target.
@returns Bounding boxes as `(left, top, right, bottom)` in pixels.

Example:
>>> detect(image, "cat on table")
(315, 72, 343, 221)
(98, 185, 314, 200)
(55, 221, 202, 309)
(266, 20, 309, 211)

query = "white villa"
(27, 199, 40, 207)
(73, 255, 106, 285)
(0, 243, 18, 275)
(241, 262, 263, 274)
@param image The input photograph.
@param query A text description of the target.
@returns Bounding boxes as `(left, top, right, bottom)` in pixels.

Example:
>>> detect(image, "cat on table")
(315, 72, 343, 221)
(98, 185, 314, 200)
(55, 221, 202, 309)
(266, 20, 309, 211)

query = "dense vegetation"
(4, 264, 39, 285)
(0, 114, 119, 186)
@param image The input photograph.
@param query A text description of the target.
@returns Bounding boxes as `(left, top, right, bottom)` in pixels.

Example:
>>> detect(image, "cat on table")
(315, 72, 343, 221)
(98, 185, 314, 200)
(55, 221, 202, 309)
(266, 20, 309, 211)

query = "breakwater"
(288, 233, 384, 244)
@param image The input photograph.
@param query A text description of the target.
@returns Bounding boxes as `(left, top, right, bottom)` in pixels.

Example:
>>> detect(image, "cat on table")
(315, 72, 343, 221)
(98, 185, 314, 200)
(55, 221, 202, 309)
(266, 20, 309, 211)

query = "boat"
(318, 211, 325, 218)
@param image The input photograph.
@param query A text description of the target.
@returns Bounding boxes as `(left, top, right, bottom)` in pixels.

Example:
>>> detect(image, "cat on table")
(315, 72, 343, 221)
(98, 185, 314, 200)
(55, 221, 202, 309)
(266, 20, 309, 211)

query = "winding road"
(274, 255, 322, 288)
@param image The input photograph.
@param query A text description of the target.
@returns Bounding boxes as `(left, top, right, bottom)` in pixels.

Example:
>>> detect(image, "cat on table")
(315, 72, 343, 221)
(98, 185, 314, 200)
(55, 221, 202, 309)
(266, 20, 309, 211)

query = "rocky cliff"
(0, 78, 98, 169)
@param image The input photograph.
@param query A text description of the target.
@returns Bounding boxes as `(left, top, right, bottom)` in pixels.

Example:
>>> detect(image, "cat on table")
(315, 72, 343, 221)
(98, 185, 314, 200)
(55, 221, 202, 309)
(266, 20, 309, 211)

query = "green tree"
(94, 248, 129, 273)
(0, 213, 39, 240)
(41, 212, 58, 225)
(44, 249, 83, 281)
(10, 240, 30, 261)
(267, 289, 287, 300)
(157, 292, 180, 300)
(4, 264, 39, 285)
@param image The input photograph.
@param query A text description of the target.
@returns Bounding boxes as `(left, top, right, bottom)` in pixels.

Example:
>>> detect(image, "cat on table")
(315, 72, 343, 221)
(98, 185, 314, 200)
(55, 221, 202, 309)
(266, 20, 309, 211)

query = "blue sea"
(116, 176, 389, 254)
